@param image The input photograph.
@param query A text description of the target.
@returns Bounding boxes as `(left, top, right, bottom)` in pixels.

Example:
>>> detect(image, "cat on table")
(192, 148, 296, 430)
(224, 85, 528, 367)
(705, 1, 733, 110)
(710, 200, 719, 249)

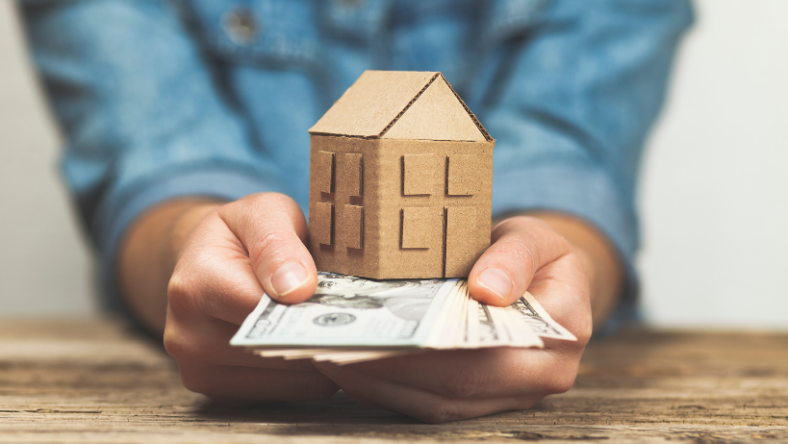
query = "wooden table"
(0, 319, 786, 443)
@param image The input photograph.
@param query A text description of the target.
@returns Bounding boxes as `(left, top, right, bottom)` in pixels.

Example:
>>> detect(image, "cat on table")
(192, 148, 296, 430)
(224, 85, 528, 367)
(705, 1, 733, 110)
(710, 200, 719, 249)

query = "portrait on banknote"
(309, 273, 446, 321)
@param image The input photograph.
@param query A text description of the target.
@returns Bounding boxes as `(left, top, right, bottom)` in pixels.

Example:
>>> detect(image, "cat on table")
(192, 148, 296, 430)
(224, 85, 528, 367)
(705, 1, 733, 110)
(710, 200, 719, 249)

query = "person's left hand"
(312, 216, 593, 423)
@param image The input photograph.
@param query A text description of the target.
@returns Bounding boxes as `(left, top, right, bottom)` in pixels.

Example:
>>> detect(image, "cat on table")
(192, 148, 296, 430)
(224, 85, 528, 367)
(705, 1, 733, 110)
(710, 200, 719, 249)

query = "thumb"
(219, 193, 318, 304)
(467, 216, 571, 306)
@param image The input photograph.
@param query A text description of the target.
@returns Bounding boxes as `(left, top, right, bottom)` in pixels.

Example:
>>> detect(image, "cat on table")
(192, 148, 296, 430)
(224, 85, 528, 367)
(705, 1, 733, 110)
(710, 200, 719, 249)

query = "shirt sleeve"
(477, 0, 693, 331)
(20, 0, 290, 314)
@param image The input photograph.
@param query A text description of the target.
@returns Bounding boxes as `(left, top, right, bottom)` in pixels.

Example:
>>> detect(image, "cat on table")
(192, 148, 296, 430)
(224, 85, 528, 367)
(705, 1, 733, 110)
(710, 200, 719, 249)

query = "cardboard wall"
(309, 135, 381, 278)
(308, 136, 494, 279)
(375, 138, 493, 279)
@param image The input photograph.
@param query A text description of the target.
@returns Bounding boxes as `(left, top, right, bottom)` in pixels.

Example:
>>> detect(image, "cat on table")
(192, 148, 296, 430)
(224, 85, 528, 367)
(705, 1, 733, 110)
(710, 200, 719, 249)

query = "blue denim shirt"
(20, 0, 692, 331)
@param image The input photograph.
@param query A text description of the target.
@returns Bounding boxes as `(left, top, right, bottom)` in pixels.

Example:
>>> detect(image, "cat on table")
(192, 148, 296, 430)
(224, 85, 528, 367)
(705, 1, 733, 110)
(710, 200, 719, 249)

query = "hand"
(313, 216, 595, 423)
(161, 193, 338, 401)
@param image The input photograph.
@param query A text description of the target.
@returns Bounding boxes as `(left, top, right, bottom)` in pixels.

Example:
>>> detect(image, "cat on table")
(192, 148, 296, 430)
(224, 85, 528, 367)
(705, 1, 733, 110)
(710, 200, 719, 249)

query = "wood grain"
(0, 319, 786, 443)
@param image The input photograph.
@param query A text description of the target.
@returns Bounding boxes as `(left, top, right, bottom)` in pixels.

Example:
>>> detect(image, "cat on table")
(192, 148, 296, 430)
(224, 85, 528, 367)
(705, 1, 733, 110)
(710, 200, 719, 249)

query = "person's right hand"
(162, 193, 339, 402)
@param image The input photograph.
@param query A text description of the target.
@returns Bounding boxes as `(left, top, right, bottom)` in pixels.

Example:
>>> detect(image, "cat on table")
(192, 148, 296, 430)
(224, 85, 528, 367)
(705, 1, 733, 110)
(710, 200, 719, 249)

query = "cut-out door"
(444, 206, 477, 277)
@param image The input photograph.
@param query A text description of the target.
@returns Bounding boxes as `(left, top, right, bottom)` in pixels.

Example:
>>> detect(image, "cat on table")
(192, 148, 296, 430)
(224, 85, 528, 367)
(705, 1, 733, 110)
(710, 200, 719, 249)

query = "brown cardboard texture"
(308, 71, 494, 279)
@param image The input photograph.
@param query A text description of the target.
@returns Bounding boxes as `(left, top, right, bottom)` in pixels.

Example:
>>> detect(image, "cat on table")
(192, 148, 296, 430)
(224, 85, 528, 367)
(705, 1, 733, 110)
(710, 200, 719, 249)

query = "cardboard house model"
(307, 71, 494, 279)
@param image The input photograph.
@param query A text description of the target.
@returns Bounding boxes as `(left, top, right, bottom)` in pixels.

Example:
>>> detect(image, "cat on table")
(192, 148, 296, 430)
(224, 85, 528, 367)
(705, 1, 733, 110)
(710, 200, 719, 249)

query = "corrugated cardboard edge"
(377, 73, 494, 142)
(376, 73, 440, 138)
(309, 71, 438, 139)
(436, 75, 493, 142)
(382, 75, 486, 142)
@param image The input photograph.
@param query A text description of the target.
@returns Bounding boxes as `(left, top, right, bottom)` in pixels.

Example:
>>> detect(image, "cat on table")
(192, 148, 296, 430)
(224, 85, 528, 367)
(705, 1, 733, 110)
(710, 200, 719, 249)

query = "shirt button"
(222, 7, 259, 46)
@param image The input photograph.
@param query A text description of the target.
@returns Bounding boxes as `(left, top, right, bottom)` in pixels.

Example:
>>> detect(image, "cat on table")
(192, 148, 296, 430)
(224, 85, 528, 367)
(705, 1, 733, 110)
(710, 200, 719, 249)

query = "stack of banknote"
(231, 272, 576, 364)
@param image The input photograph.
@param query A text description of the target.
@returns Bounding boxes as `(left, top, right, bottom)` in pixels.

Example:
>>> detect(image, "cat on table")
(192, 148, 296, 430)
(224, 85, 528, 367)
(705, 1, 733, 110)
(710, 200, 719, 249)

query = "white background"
(1, 1, 786, 328)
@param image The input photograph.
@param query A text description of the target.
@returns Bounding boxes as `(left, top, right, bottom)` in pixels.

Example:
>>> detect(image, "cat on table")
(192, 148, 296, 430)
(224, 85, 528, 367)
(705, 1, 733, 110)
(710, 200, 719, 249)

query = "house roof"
(309, 71, 492, 142)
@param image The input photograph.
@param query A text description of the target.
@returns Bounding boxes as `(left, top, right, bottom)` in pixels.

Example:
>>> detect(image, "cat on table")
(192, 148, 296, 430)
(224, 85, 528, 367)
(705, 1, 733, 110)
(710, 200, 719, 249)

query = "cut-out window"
(315, 151, 335, 194)
(339, 153, 363, 197)
(446, 154, 479, 196)
(313, 201, 334, 245)
(444, 206, 478, 277)
(402, 154, 437, 196)
(401, 207, 434, 249)
(340, 204, 363, 249)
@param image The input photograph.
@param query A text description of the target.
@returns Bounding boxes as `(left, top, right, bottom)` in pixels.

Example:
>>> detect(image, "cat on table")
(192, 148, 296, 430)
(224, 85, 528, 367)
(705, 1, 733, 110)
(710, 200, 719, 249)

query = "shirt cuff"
(491, 162, 641, 335)
(97, 168, 286, 317)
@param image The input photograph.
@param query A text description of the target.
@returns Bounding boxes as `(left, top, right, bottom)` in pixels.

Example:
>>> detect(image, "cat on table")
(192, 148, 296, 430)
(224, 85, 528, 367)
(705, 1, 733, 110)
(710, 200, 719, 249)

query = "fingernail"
(271, 262, 309, 297)
(477, 268, 512, 299)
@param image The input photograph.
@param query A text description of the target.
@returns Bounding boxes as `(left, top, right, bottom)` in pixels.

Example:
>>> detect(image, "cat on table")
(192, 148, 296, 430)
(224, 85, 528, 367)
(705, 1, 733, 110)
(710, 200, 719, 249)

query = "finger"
(164, 309, 319, 371)
(527, 255, 593, 348)
(219, 193, 318, 304)
(468, 216, 572, 306)
(168, 212, 267, 326)
(350, 346, 580, 399)
(314, 361, 540, 423)
(179, 362, 339, 402)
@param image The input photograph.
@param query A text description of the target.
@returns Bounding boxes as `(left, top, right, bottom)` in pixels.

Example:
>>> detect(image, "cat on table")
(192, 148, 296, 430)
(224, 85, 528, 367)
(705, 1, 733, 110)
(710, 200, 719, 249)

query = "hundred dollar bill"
(232, 273, 576, 365)
(231, 272, 458, 348)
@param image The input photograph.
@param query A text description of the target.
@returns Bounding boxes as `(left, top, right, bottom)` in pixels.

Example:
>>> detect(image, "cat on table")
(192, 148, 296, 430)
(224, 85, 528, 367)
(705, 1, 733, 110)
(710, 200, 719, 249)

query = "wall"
(638, 0, 788, 328)
(0, 2, 94, 316)
(1, 1, 786, 328)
